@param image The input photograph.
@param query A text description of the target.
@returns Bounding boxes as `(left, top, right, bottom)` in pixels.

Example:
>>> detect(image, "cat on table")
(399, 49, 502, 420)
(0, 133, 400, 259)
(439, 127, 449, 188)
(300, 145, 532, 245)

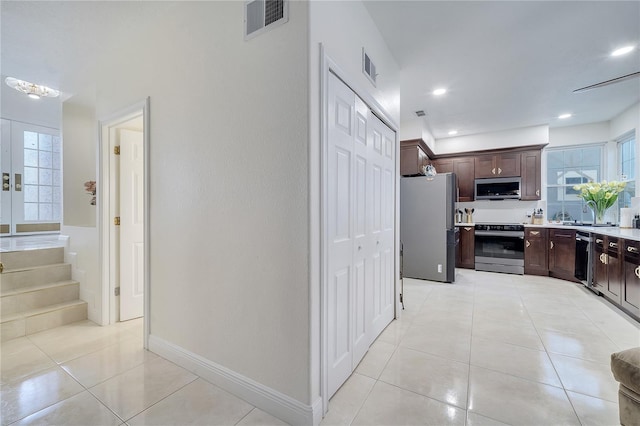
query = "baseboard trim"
(149, 335, 320, 425)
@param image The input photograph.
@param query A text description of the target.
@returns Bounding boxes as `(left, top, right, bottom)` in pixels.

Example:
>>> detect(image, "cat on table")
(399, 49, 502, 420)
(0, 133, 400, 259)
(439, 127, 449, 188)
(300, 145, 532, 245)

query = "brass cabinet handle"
(526, 240, 531, 248)
(635, 266, 640, 279)
(535, 189, 540, 196)
(596, 238, 603, 244)
(464, 227, 472, 231)
(550, 241, 554, 249)
(609, 242, 618, 249)
(498, 167, 502, 174)
(530, 231, 540, 236)
(491, 168, 496, 175)
(600, 253, 609, 264)
(599, 253, 605, 263)
(627, 246, 639, 254)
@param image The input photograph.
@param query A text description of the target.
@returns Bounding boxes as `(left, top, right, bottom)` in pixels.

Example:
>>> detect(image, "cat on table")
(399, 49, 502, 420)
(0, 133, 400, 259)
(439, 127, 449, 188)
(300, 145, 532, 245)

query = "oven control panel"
(475, 224, 524, 232)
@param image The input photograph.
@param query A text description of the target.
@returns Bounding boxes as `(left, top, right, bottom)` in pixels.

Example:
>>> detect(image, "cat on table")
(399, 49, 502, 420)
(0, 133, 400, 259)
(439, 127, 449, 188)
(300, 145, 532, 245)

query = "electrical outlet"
(438, 264, 442, 273)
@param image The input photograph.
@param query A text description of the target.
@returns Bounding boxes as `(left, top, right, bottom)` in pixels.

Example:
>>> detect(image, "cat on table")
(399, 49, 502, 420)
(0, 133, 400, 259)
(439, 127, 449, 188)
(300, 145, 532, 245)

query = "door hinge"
(0, 262, 3, 273)
(114, 146, 120, 155)
(114, 287, 120, 296)
(114, 216, 120, 226)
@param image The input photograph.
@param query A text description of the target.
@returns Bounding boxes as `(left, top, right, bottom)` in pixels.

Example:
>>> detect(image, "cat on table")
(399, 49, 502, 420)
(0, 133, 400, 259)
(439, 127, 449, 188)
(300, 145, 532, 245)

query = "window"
(618, 132, 636, 208)
(546, 145, 603, 222)
(23, 130, 61, 221)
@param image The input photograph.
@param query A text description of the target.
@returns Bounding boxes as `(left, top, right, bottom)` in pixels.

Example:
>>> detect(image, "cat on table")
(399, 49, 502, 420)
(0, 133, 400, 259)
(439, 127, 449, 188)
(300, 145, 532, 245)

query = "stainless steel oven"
(475, 223, 525, 274)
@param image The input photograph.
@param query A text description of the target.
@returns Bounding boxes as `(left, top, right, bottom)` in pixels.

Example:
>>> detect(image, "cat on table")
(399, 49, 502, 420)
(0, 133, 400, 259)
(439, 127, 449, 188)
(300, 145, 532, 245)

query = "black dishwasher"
(575, 231, 595, 292)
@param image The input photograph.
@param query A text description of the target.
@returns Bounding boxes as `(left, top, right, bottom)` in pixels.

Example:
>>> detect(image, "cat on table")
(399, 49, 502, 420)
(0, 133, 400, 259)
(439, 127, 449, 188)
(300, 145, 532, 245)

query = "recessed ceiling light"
(433, 88, 447, 96)
(448, 130, 458, 136)
(558, 113, 572, 119)
(611, 46, 635, 57)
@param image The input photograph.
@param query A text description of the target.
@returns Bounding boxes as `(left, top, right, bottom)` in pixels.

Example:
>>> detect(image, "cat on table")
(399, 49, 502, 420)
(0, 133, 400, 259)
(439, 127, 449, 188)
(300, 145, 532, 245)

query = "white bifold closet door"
(327, 72, 395, 398)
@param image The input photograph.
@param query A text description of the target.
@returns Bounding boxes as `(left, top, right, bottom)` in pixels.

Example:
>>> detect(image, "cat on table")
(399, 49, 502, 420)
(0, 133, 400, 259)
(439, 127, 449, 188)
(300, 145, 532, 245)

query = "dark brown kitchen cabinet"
(474, 153, 521, 178)
(548, 228, 577, 281)
(434, 157, 475, 202)
(603, 237, 623, 304)
(520, 150, 542, 200)
(623, 239, 640, 319)
(524, 228, 548, 275)
(594, 235, 607, 293)
(400, 142, 429, 176)
(456, 226, 475, 269)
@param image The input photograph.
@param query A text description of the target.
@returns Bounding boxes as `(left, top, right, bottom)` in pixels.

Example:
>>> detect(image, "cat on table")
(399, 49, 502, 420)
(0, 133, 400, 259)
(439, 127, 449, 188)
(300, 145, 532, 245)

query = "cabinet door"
(474, 155, 496, 178)
(524, 228, 548, 275)
(594, 236, 607, 292)
(496, 153, 521, 177)
(604, 239, 622, 303)
(458, 226, 475, 269)
(433, 158, 453, 174)
(623, 241, 640, 318)
(400, 145, 428, 176)
(454, 157, 475, 202)
(549, 229, 576, 280)
(520, 150, 541, 200)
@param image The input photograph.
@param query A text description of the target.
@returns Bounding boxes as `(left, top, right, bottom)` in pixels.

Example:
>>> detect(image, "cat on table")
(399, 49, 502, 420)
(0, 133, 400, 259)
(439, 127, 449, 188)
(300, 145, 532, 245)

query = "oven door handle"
(475, 230, 525, 238)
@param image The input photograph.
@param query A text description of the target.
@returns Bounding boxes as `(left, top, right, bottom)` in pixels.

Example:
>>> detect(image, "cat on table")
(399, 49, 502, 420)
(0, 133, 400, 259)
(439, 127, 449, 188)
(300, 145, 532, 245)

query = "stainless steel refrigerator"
(400, 173, 457, 283)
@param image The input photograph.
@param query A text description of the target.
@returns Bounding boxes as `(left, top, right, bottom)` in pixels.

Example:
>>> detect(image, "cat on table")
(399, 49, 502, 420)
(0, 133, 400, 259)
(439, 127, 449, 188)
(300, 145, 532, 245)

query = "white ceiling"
(2, 1, 639, 141)
(364, 1, 640, 139)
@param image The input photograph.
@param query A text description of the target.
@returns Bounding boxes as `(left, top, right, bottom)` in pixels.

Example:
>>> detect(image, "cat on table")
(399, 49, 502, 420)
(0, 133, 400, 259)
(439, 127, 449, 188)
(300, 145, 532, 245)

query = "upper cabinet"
(400, 139, 430, 176)
(400, 139, 545, 202)
(520, 150, 541, 200)
(474, 153, 521, 178)
(434, 157, 475, 202)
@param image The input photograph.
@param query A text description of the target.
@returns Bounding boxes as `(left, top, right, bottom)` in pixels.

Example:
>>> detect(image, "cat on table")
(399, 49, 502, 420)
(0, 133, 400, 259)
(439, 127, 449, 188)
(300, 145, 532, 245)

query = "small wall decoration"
(84, 180, 96, 205)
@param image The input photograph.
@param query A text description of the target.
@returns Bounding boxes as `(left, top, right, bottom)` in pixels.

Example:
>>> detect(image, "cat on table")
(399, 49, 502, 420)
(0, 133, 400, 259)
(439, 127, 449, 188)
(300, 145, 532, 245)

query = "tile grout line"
(518, 282, 584, 426)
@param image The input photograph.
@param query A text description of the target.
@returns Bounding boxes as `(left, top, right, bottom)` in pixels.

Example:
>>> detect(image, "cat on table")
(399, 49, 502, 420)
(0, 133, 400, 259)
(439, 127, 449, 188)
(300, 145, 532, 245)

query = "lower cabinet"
(603, 237, 623, 303)
(456, 226, 475, 269)
(548, 228, 577, 281)
(623, 239, 640, 318)
(524, 228, 548, 275)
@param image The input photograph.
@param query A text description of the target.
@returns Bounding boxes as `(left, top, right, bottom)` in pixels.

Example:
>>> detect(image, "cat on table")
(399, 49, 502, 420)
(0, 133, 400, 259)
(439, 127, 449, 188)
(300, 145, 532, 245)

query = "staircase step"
(1, 280, 80, 317)
(1, 263, 72, 292)
(1, 300, 87, 342)
(1, 247, 64, 270)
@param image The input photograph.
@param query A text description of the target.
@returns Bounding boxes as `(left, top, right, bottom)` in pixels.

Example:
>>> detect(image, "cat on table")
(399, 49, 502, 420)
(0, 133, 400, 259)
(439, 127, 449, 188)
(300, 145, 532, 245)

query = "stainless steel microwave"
(474, 177, 521, 200)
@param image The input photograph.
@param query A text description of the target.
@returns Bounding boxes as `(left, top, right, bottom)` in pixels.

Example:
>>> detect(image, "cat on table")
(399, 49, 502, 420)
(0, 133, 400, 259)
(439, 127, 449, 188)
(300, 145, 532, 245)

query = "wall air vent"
(415, 110, 426, 117)
(244, 0, 289, 41)
(362, 48, 377, 87)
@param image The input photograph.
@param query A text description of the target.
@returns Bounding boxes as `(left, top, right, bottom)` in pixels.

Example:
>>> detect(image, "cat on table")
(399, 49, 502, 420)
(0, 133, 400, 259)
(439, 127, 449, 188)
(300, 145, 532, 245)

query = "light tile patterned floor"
(1, 269, 638, 425)
(322, 270, 640, 426)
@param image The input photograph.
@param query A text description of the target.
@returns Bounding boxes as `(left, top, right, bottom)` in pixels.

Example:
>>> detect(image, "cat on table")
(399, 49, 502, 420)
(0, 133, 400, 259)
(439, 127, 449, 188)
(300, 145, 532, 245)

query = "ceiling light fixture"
(433, 88, 447, 96)
(5, 77, 59, 100)
(611, 46, 635, 57)
(448, 130, 458, 136)
(558, 113, 572, 119)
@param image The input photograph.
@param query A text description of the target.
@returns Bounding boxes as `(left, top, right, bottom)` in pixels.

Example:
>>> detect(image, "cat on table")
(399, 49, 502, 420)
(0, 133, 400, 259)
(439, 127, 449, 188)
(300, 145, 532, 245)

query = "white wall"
(62, 101, 97, 227)
(435, 124, 549, 154)
(58, 0, 311, 409)
(548, 122, 610, 148)
(308, 0, 400, 411)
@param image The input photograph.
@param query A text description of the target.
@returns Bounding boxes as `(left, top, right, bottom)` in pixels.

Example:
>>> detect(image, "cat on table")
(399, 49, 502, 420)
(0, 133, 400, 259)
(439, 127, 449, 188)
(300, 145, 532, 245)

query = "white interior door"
(327, 73, 356, 396)
(326, 72, 397, 398)
(3, 121, 61, 235)
(370, 115, 395, 338)
(1, 119, 11, 236)
(119, 129, 144, 321)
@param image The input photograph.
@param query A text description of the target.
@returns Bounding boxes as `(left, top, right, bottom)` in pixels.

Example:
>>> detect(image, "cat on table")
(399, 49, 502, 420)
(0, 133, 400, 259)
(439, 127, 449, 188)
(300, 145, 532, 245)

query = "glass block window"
(546, 145, 603, 222)
(618, 132, 636, 208)
(23, 131, 61, 221)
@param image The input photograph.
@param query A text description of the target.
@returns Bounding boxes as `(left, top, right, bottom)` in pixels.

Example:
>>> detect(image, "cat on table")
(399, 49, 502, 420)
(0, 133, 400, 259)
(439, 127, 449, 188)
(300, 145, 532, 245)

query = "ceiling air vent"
(415, 110, 426, 117)
(244, 0, 289, 41)
(362, 48, 377, 87)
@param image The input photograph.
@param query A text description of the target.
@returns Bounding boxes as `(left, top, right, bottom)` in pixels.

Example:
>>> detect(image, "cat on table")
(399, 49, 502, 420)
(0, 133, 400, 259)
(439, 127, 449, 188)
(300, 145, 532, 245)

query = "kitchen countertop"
(526, 223, 640, 241)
